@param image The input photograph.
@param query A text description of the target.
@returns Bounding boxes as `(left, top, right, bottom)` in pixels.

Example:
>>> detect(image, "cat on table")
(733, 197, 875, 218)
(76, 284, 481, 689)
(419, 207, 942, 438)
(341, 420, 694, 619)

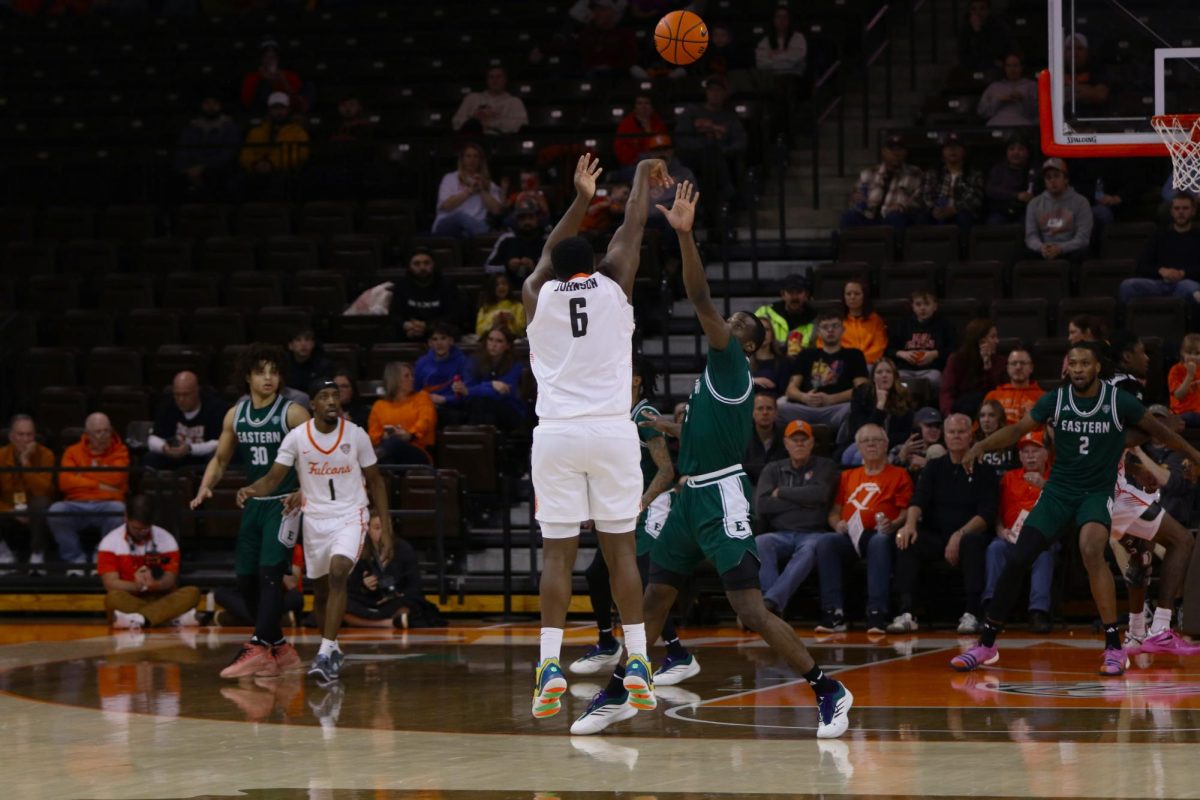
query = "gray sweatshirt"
(1024, 185, 1094, 254)
(754, 455, 838, 533)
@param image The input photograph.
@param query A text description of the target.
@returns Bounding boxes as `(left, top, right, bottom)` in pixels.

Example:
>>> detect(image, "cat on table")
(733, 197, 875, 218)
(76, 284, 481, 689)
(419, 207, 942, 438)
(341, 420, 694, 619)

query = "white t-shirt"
(527, 271, 634, 421)
(276, 419, 376, 519)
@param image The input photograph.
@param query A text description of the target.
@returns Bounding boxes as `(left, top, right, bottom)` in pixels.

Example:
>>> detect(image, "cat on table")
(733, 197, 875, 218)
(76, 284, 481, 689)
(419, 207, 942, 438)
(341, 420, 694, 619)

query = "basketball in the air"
(654, 10, 708, 66)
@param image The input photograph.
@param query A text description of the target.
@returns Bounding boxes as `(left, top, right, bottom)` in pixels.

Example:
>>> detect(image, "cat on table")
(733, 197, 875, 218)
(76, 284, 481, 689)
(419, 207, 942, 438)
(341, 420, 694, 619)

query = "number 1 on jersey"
(328, 479, 336, 501)
(570, 297, 588, 338)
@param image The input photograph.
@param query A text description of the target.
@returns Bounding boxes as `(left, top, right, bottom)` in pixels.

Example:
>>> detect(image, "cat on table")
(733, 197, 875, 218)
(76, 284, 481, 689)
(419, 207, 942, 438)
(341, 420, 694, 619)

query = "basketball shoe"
(1133, 630, 1200, 656)
(569, 690, 638, 735)
(652, 653, 700, 686)
(949, 644, 999, 672)
(532, 657, 568, 718)
(622, 655, 656, 710)
(816, 682, 853, 739)
(308, 650, 344, 684)
(569, 642, 622, 675)
(272, 642, 303, 672)
(1099, 648, 1129, 676)
(221, 641, 277, 679)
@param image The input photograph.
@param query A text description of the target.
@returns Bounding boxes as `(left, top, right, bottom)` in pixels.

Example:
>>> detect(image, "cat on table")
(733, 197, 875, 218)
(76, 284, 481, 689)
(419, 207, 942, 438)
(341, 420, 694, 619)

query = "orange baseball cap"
(785, 420, 813, 438)
(1018, 430, 1045, 449)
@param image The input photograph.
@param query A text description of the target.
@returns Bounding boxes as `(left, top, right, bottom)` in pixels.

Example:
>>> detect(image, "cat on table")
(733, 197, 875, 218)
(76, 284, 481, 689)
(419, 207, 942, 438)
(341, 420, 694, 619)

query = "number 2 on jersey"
(1079, 435, 1089, 455)
(569, 297, 588, 338)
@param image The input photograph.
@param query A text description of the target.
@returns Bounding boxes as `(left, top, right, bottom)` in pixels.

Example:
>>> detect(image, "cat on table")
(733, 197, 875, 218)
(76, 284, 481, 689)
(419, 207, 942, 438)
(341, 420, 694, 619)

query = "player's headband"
(310, 379, 340, 397)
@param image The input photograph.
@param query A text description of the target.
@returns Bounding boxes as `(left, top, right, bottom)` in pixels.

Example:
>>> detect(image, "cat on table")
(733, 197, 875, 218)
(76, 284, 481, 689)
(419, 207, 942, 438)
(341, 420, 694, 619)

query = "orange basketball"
(654, 10, 708, 66)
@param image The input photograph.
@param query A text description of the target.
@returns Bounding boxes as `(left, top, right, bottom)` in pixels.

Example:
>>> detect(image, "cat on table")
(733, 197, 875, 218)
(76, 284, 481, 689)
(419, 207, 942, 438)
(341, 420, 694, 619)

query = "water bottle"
(875, 512, 888, 532)
(1094, 177, 1105, 203)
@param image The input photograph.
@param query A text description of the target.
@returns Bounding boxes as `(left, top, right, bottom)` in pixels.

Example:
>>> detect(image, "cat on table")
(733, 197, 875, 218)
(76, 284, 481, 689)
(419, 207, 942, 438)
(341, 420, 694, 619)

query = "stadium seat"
(98, 274, 155, 309)
(1056, 297, 1116, 337)
(59, 309, 117, 349)
(873, 298, 913, 332)
(968, 224, 1024, 266)
(944, 260, 1005, 300)
(161, 272, 219, 309)
(1033, 337, 1070, 381)
(136, 238, 193, 272)
(329, 315, 394, 346)
(1010, 260, 1071, 300)
(58, 239, 119, 277)
(150, 345, 212, 389)
(226, 272, 283, 309)
(299, 201, 356, 239)
(261, 236, 320, 272)
(41, 206, 95, 241)
(198, 236, 258, 274)
(323, 342, 362, 378)
(1125, 297, 1186, 342)
(812, 262, 874, 301)
(902, 226, 960, 264)
(1075, 259, 1136, 298)
(396, 469, 462, 542)
(411, 235, 463, 269)
(1100, 222, 1156, 261)
(25, 274, 79, 316)
(836, 227, 894, 265)
(235, 202, 294, 239)
(0, 207, 35, 243)
(99, 204, 157, 245)
(84, 346, 144, 391)
(121, 309, 182, 351)
(936, 298, 986, 335)
(368, 342, 425, 377)
(36, 386, 90, 438)
(174, 204, 230, 239)
(879, 261, 938, 299)
(287, 271, 348, 314)
(326, 235, 383, 272)
(253, 307, 312, 345)
(991, 298, 1050, 344)
(437, 425, 499, 495)
(360, 199, 417, 248)
(5, 242, 57, 276)
(21, 348, 77, 402)
(188, 307, 248, 349)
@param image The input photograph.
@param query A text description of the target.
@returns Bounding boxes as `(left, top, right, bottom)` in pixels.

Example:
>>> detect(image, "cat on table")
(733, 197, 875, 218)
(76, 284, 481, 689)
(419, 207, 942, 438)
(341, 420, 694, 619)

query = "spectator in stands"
(985, 431, 1055, 632)
(755, 5, 807, 76)
(578, 0, 638, 77)
(754, 420, 838, 617)
(940, 317, 1004, 416)
(241, 38, 306, 115)
(977, 53, 1038, 126)
(1135, 404, 1200, 527)
(887, 289, 955, 392)
(330, 96, 375, 142)
(0, 415, 55, 567)
(393, 248, 465, 342)
(485, 199, 548, 287)
(285, 327, 334, 397)
(751, 320, 789, 394)
(891, 413, 997, 634)
(345, 511, 442, 628)
(673, 74, 748, 208)
(239, 92, 309, 182)
(754, 274, 816, 357)
(48, 413, 128, 567)
(100, 495, 200, 630)
(744, 390, 788, 484)
(452, 66, 529, 136)
(580, 181, 630, 237)
(815, 423, 914, 633)
(840, 277, 887, 365)
(174, 94, 240, 200)
(1024, 158, 1093, 263)
(333, 369, 370, 429)
(614, 94, 669, 167)
(984, 134, 1037, 224)
(1063, 33, 1110, 114)
(1062, 314, 1107, 378)
(982, 345, 1044, 424)
(500, 169, 551, 228)
(845, 357, 915, 466)
(1073, 158, 1146, 233)
(432, 142, 505, 238)
(975, 398, 1017, 475)
(776, 310, 870, 442)
(145, 371, 226, 472)
(566, 0, 628, 25)
(462, 326, 527, 431)
(920, 132, 984, 231)
(840, 134, 924, 229)
(707, 22, 754, 76)
(1169, 333, 1200, 426)
(368, 362, 436, 465)
(1120, 193, 1200, 305)
(213, 544, 304, 627)
(416, 323, 471, 412)
(893, 406, 947, 477)
(617, 134, 697, 258)
(475, 273, 527, 338)
(957, 0, 1011, 72)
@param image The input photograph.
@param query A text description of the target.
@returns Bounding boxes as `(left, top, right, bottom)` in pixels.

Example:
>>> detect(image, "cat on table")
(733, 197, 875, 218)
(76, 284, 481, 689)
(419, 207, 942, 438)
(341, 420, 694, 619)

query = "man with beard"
(485, 199, 548, 287)
(392, 248, 465, 342)
(754, 275, 815, 357)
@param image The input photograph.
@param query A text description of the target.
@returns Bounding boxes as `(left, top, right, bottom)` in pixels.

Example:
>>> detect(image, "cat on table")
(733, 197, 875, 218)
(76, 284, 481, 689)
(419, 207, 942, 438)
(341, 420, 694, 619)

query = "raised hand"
(655, 180, 699, 233)
(573, 153, 603, 200)
(646, 158, 674, 190)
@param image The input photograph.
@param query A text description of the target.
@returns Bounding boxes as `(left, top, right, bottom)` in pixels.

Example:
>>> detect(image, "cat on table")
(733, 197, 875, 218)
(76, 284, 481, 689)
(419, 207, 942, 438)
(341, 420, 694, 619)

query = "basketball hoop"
(1152, 114, 1200, 193)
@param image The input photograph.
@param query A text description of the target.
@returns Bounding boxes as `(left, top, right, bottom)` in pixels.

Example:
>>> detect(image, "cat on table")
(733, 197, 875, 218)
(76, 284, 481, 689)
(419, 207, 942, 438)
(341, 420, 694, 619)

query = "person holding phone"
(367, 362, 436, 465)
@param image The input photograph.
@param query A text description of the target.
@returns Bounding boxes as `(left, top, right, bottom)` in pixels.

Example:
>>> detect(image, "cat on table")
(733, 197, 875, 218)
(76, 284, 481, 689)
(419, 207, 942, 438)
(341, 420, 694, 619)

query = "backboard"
(1042, 0, 1200, 157)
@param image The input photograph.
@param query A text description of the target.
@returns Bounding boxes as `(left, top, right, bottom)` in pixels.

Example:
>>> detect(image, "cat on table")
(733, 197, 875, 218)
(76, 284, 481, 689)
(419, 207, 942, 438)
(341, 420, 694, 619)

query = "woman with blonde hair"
(432, 142, 504, 238)
(843, 357, 915, 465)
(367, 361, 436, 464)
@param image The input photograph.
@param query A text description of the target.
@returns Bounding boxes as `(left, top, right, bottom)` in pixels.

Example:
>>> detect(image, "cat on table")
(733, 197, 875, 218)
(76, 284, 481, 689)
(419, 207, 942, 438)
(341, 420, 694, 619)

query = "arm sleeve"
(148, 435, 169, 454)
(435, 173, 457, 209)
(849, 348, 870, 382)
(275, 429, 299, 467)
(894, 469, 915, 508)
(939, 354, 961, 417)
(754, 38, 772, 69)
(191, 440, 219, 457)
(356, 427, 378, 468)
(57, 448, 99, 494)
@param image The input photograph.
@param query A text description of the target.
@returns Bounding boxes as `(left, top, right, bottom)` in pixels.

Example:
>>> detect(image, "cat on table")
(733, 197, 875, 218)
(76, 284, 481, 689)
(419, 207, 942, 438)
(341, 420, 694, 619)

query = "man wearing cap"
(920, 132, 984, 230)
(1063, 33, 1109, 112)
(753, 419, 839, 617)
(983, 346, 1044, 425)
(892, 413, 997, 634)
(985, 431, 1056, 634)
(1025, 157, 1093, 262)
(485, 199, 549, 286)
(984, 134, 1036, 224)
(1119, 193, 1200, 306)
(754, 275, 816, 357)
(452, 66, 529, 136)
(840, 135, 924, 229)
(893, 405, 947, 478)
(978, 52, 1038, 127)
(239, 92, 310, 177)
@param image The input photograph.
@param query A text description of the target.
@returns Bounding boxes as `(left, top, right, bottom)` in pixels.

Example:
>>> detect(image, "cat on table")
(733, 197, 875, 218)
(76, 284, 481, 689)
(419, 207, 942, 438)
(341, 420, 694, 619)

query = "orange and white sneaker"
(220, 641, 277, 679)
(271, 642, 303, 672)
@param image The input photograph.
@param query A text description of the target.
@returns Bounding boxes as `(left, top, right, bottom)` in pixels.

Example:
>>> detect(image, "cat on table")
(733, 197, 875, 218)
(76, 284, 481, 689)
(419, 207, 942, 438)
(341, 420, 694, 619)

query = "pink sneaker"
(1099, 648, 1129, 676)
(950, 645, 999, 672)
(1134, 630, 1200, 656)
(220, 641, 277, 679)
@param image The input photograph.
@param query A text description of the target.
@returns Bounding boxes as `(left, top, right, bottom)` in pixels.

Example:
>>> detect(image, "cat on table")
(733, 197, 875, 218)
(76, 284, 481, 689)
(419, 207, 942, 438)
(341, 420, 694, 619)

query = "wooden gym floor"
(2, 621, 1200, 799)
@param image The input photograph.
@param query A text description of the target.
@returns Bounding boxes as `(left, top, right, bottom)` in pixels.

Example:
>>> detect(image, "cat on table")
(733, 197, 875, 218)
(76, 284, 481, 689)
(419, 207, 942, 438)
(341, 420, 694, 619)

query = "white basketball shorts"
(532, 417, 641, 534)
(303, 506, 368, 579)
(1108, 494, 1165, 542)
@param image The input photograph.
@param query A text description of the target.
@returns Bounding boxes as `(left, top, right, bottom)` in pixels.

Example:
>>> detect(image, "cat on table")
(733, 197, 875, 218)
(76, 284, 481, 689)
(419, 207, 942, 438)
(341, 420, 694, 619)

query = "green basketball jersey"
(1030, 381, 1146, 496)
(234, 395, 299, 494)
(677, 340, 755, 476)
(632, 399, 665, 491)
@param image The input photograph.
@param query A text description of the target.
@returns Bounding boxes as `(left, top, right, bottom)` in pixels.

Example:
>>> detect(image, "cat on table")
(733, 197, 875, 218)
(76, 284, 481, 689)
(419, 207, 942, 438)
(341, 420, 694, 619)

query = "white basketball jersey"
(527, 271, 634, 420)
(275, 419, 376, 519)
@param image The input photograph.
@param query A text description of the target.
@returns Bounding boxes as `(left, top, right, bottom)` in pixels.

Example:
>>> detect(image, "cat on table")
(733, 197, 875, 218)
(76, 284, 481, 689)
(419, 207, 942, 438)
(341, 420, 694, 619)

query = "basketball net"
(1152, 115, 1200, 193)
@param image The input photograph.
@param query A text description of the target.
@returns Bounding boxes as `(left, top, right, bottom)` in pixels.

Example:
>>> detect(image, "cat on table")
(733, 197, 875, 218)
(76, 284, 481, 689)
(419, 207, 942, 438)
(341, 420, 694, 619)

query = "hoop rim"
(1152, 114, 1200, 127)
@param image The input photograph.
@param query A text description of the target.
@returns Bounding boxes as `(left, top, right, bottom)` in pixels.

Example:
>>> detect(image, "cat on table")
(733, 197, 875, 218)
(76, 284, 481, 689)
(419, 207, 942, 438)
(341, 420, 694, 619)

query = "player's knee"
(727, 589, 769, 630)
(328, 557, 354, 584)
(1078, 533, 1108, 565)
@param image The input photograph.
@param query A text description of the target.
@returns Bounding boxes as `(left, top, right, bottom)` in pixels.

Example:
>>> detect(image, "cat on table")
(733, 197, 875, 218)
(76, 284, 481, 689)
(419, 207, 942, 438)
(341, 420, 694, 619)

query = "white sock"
(1130, 609, 1147, 638)
(539, 627, 563, 663)
(319, 637, 338, 657)
(1150, 607, 1173, 636)
(623, 623, 647, 660)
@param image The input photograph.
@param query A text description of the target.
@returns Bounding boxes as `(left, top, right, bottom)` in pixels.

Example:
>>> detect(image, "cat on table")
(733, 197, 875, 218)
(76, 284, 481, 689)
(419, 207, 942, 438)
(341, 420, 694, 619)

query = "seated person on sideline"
(461, 326, 527, 431)
(754, 420, 838, 617)
(1169, 333, 1200, 426)
(345, 511, 442, 629)
(743, 390, 788, 484)
(776, 310, 869, 442)
(892, 406, 948, 478)
(1024, 158, 1093, 263)
(1119, 193, 1200, 306)
(845, 357, 915, 466)
(49, 413, 129, 566)
(891, 413, 998, 634)
(101, 495, 201, 629)
(146, 371, 227, 471)
(754, 274, 816, 357)
(0, 415, 55, 566)
(985, 431, 1056, 633)
(840, 134, 924, 229)
(886, 289, 955, 392)
(415, 323, 471, 414)
(982, 346, 1044, 425)
(368, 362, 436, 465)
(213, 544, 304, 627)
(815, 424, 913, 633)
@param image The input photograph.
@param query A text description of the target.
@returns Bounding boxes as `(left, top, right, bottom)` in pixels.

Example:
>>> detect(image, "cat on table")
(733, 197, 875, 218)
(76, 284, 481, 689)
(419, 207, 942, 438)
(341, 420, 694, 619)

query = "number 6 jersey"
(527, 271, 634, 421)
(234, 395, 299, 497)
(275, 418, 376, 519)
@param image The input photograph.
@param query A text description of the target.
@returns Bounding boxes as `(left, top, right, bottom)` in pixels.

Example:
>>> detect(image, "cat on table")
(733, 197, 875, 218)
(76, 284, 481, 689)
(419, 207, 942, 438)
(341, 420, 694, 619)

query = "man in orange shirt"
(983, 431, 1056, 633)
(814, 423, 913, 633)
(0, 415, 56, 567)
(1168, 333, 1200, 425)
(48, 413, 129, 567)
(983, 346, 1043, 424)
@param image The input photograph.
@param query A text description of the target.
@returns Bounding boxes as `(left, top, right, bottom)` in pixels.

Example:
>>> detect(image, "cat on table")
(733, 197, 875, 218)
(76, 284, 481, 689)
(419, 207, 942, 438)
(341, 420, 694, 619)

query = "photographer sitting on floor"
(344, 510, 445, 629)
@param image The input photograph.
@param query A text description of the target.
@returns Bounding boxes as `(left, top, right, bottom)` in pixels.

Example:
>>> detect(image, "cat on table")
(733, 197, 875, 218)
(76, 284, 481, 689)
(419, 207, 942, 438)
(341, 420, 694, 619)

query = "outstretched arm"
(599, 157, 673, 299)
(522, 154, 603, 323)
(659, 181, 729, 350)
(191, 406, 238, 509)
(1136, 413, 1200, 479)
(964, 412, 1039, 472)
(236, 462, 292, 508)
